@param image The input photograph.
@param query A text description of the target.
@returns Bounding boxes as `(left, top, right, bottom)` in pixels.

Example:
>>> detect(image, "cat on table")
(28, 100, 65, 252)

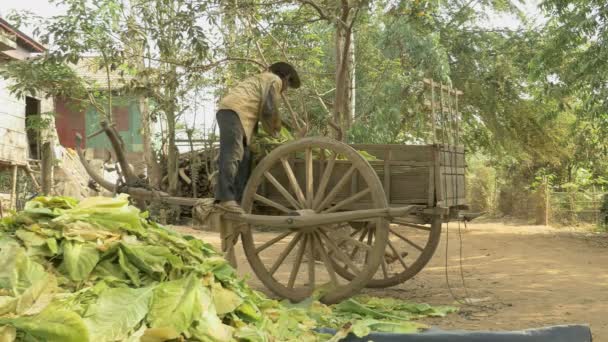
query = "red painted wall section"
(55, 97, 86, 149)
(112, 105, 129, 131)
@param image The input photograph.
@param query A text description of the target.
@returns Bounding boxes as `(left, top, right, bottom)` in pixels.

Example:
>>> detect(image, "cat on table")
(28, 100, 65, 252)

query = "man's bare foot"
(216, 200, 245, 214)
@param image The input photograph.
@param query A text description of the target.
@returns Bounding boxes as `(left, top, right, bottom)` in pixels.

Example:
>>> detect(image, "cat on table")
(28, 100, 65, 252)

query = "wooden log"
(24, 164, 41, 191)
(75, 134, 116, 192)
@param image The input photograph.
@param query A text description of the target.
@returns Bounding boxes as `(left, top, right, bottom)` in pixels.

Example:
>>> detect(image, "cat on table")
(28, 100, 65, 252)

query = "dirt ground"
(173, 221, 608, 340)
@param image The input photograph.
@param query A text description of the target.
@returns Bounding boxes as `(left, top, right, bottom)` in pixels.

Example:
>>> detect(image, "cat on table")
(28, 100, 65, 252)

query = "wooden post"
(430, 79, 436, 144)
(218, 216, 237, 268)
(10, 165, 18, 210)
(40, 142, 53, 195)
(593, 185, 599, 225)
(544, 178, 550, 226)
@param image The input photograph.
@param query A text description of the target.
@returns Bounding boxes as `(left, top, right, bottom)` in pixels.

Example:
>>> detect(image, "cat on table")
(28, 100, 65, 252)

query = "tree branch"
(298, 0, 331, 21)
(241, 12, 305, 131)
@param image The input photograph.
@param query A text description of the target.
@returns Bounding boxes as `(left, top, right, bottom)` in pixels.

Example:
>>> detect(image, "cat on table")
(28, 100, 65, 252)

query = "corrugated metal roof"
(0, 17, 45, 53)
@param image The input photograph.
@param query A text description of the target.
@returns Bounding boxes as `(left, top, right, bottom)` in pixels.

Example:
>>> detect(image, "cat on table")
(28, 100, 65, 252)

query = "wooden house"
(54, 57, 146, 172)
(0, 17, 48, 165)
(0, 17, 52, 211)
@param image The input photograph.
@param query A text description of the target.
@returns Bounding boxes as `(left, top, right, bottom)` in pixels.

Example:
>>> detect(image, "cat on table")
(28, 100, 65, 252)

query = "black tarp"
(318, 324, 592, 342)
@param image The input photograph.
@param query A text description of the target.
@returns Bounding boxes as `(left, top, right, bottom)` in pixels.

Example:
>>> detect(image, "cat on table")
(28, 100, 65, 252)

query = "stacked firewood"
(176, 149, 216, 199)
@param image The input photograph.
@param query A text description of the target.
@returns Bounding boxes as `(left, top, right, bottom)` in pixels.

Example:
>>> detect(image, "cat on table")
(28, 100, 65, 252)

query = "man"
(214, 62, 301, 214)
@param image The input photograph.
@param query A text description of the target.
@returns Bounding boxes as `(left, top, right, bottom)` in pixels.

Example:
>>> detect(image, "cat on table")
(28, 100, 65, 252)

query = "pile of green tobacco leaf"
(0, 195, 455, 341)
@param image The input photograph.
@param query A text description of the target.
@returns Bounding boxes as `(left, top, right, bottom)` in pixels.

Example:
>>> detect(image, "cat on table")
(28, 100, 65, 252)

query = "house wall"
(0, 77, 27, 165)
(85, 97, 143, 153)
(54, 97, 86, 149)
(0, 38, 52, 166)
(55, 96, 143, 152)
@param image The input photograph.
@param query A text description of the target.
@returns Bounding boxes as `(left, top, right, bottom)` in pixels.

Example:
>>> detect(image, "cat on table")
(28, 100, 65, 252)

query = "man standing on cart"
(214, 62, 301, 214)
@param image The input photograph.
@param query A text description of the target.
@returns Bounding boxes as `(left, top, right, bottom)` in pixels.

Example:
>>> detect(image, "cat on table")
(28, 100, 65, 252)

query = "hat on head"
(269, 61, 301, 89)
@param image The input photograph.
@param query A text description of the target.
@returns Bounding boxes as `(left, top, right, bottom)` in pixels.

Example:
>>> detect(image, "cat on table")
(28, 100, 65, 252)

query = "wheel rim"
(240, 137, 389, 304)
(333, 217, 442, 287)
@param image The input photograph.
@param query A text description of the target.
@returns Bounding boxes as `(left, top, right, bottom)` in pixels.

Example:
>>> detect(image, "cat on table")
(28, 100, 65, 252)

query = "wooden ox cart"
(75, 81, 468, 304)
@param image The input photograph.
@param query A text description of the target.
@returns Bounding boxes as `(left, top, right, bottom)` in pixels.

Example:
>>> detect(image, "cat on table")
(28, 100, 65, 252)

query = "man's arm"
(260, 80, 282, 137)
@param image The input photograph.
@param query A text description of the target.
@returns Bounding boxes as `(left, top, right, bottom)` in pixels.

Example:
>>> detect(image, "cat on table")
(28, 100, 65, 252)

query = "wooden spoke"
(392, 219, 432, 231)
(387, 239, 408, 269)
(318, 230, 361, 274)
(350, 227, 363, 237)
(380, 259, 389, 278)
(323, 226, 372, 251)
(312, 152, 337, 209)
(305, 148, 314, 208)
(270, 232, 303, 276)
(390, 228, 424, 252)
(254, 194, 292, 213)
(347, 227, 370, 263)
(280, 158, 306, 207)
(288, 235, 308, 289)
(313, 232, 339, 287)
(264, 171, 301, 209)
(365, 226, 374, 265)
(315, 165, 356, 211)
(323, 188, 371, 214)
(255, 230, 293, 254)
(307, 232, 315, 290)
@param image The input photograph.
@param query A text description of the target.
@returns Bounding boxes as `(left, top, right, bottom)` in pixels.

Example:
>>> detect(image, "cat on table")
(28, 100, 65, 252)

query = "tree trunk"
(140, 97, 161, 187)
(333, 3, 355, 141)
(347, 30, 356, 129)
(166, 108, 179, 195)
(40, 142, 53, 195)
(223, 0, 237, 87)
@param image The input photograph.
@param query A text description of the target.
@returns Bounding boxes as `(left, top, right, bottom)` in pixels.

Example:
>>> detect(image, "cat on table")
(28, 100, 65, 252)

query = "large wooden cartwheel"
(334, 217, 442, 288)
(240, 137, 389, 304)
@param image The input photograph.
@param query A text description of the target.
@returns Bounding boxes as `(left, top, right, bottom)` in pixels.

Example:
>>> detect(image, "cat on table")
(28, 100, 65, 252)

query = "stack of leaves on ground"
(0, 195, 455, 341)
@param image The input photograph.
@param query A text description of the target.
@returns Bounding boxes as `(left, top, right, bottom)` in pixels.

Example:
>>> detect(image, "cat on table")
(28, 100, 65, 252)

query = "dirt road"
(174, 222, 608, 340)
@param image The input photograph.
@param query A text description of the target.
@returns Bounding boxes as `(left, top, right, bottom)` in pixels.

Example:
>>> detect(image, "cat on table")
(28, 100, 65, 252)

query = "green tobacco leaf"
(140, 327, 180, 342)
(233, 326, 268, 342)
(59, 241, 100, 281)
(189, 288, 234, 342)
(93, 259, 128, 281)
(368, 320, 427, 334)
(354, 296, 458, 317)
(46, 238, 58, 254)
(15, 230, 47, 247)
(118, 249, 141, 286)
(120, 244, 183, 276)
(62, 221, 119, 242)
(0, 243, 51, 315)
(147, 274, 202, 334)
(236, 300, 262, 322)
(56, 195, 145, 235)
(334, 298, 405, 321)
(190, 312, 234, 342)
(27, 196, 78, 210)
(84, 286, 153, 341)
(212, 284, 243, 315)
(0, 307, 88, 342)
(0, 325, 16, 342)
(17, 231, 55, 259)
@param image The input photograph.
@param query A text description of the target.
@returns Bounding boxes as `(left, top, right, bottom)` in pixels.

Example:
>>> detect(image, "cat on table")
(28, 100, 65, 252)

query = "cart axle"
(224, 206, 418, 229)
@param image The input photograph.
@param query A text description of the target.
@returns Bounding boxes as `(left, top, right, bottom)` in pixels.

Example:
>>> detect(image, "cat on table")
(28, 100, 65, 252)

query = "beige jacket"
(218, 72, 283, 144)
